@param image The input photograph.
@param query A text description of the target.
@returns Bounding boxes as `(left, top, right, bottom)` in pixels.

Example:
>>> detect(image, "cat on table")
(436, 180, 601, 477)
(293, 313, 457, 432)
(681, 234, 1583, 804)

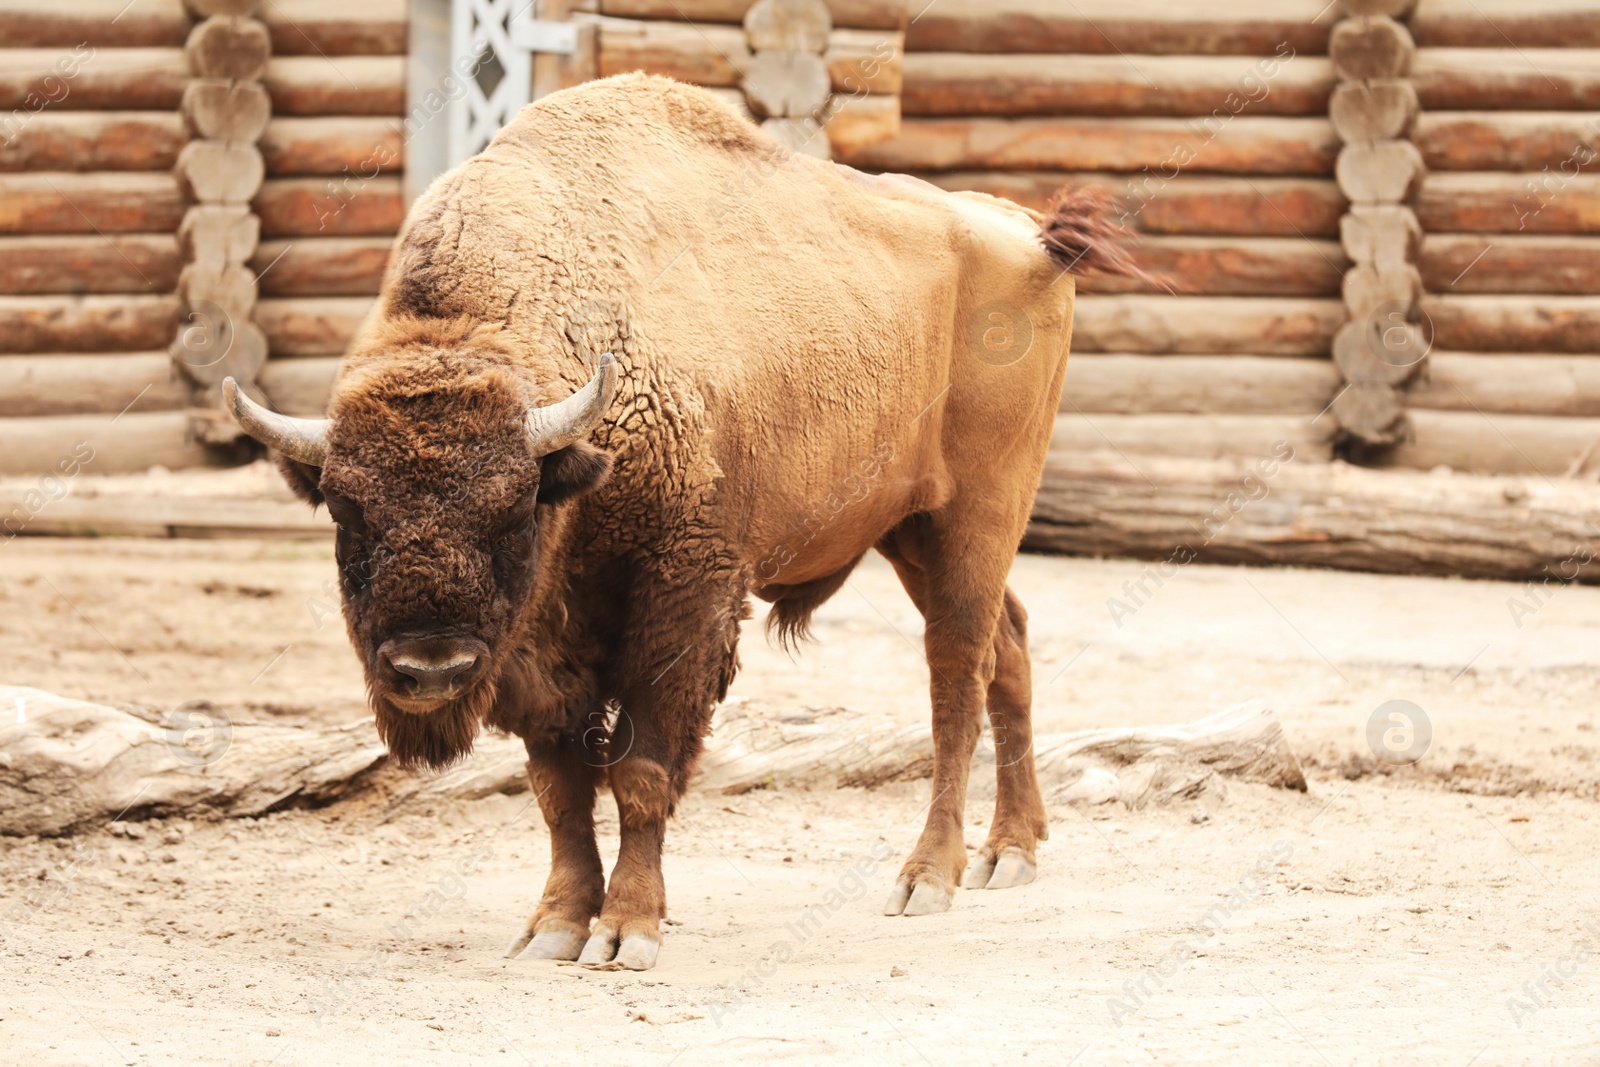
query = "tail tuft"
(1039, 187, 1161, 288)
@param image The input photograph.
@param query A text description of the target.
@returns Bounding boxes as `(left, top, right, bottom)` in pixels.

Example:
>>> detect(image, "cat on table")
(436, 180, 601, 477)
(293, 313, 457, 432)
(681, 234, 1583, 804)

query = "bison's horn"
(526, 353, 618, 454)
(222, 376, 331, 467)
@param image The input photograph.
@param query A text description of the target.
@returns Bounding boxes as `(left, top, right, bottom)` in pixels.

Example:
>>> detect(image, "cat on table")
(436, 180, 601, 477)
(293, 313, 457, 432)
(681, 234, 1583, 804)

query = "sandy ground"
(4, 537, 1600, 1064)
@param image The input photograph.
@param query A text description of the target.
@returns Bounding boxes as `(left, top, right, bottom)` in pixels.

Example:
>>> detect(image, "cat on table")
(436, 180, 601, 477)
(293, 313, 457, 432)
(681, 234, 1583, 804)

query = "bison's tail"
(1038, 187, 1162, 289)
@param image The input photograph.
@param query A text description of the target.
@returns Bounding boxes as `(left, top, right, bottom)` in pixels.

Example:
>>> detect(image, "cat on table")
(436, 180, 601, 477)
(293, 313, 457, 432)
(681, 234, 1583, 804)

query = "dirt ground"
(4, 535, 1600, 1065)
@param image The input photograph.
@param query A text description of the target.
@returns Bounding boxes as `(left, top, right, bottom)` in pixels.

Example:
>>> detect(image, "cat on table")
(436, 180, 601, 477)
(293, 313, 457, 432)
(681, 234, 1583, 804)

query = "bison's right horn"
(223, 376, 331, 467)
(525, 353, 618, 455)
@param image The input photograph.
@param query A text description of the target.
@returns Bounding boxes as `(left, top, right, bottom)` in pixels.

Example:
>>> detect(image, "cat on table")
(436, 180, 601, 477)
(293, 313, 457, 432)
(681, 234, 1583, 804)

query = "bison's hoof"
(615, 933, 661, 971)
(884, 875, 953, 916)
(517, 926, 588, 961)
(577, 928, 618, 967)
(577, 924, 661, 970)
(964, 847, 1037, 890)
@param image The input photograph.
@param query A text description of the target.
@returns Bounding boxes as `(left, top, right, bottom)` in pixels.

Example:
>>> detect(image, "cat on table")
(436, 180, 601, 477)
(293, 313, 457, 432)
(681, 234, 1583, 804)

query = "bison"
(223, 74, 1136, 970)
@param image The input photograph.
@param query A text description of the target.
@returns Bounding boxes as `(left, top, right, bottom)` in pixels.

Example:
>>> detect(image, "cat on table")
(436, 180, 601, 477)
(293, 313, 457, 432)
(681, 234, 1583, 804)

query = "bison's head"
(221, 347, 615, 769)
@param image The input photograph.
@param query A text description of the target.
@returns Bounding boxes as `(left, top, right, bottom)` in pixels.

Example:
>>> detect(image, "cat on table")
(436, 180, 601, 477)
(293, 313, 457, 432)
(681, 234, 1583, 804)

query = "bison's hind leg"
(963, 587, 1050, 892)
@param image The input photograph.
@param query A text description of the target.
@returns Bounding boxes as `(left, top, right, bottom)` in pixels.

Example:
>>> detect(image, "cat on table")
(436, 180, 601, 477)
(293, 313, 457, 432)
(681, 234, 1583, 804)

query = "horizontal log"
(821, 93, 899, 156)
(0, 412, 223, 476)
(598, 19, 747, 85)
(1423, 294, 1600, 353)
(1421, 234, 1600, 294)
(1388, 409, 1600, 477)
(0, 0, 189, 46)
(900, 54, 1332, 118)
(838, 117, 1339, 175)
(0, 474, 327, 536)
(263, 0, 408, 55)
(259, 117, 403, 177)
(1411, 0, 1600, 49)
(905, 0, 1332, 56)
(596, 19, 901, 96)
(0, 353, 187, 417)
(0, 173, 185, 234)
(1072, 296, 1345, 356)
(916, 173, 1346, 236)
(1050, 412, 1335, 463)
(0, 294, 178, 353)
(1413, 48, 1600, 110)
(597, 0, 907, 30)
(250, 237, 392, 296)
(0, 112, 185, 172)
(1063, 355, 1340, 415)
(1075, 236, 1346, 297)
(0, 47, 187, 110)
(0, 235, 179, 294)
(259, 355, 339, 414)
(1414, 111, 1600, 172)
(1416, 172, 1600, 234)
(824, 28, 903, 96)
(254, 177, 406, 237)
(1406, 353, 1600, 417)
(254, 296, 375, 357)
(264, 55, 405, 116)
(1024, 447, 1600, 582)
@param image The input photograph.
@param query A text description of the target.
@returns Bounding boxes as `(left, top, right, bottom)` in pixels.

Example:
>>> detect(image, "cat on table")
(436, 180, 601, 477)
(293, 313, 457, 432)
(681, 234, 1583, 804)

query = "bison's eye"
(322, 491, 367, 535)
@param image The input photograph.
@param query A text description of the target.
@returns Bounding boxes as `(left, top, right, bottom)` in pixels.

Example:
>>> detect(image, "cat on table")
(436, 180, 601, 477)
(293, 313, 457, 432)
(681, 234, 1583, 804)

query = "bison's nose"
(389, 654, 479, 695)
(377, 636, 488, 702)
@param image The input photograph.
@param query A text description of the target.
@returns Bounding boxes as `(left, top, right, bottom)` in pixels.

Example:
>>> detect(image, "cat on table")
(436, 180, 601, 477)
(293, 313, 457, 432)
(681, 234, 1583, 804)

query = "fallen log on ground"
(0, 687, 1305, 836)
(1026, 448, 1600, 576)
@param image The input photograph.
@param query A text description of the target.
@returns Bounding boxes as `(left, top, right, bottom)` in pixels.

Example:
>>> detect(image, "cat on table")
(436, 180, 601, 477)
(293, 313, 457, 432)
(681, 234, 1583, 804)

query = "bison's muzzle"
(376, 635, 490, 713)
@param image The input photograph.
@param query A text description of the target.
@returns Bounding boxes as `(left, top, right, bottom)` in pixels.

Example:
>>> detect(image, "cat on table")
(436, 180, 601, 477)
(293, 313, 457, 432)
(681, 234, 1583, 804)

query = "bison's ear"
(275, 453, 325, 508)
(537, 441, 612, 505)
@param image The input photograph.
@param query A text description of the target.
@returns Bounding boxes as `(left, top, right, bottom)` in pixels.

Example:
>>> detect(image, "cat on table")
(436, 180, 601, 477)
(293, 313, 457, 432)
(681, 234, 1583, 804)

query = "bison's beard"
(370, 673, 500, 770)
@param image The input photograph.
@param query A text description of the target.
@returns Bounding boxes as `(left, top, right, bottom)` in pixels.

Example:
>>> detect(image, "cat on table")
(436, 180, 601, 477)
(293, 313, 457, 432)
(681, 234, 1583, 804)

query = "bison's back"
(374, 74, 1073, 573)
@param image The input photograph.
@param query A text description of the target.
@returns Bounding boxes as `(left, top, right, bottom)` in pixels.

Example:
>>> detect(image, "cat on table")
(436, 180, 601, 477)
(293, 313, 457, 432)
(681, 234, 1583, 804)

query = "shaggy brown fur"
(249, 74, 1140, 968)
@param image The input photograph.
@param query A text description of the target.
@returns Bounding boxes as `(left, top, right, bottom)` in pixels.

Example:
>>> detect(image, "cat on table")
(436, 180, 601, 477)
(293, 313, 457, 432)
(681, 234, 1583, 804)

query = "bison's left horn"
(222, 376, 331, 467)
(525, 353, 618, 454)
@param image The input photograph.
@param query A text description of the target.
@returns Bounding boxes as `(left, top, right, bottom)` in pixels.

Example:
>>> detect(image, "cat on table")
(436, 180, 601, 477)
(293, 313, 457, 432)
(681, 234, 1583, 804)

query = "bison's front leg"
(505, 739, 605, 961)
(576, 756, 672, 970)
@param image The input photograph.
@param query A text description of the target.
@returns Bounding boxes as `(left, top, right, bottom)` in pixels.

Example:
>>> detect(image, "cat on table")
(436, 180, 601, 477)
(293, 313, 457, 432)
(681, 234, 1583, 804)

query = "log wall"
(1391, 0, 1600, 478)
(0, 0, 408, 471)
(0, 2, 195, 473)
